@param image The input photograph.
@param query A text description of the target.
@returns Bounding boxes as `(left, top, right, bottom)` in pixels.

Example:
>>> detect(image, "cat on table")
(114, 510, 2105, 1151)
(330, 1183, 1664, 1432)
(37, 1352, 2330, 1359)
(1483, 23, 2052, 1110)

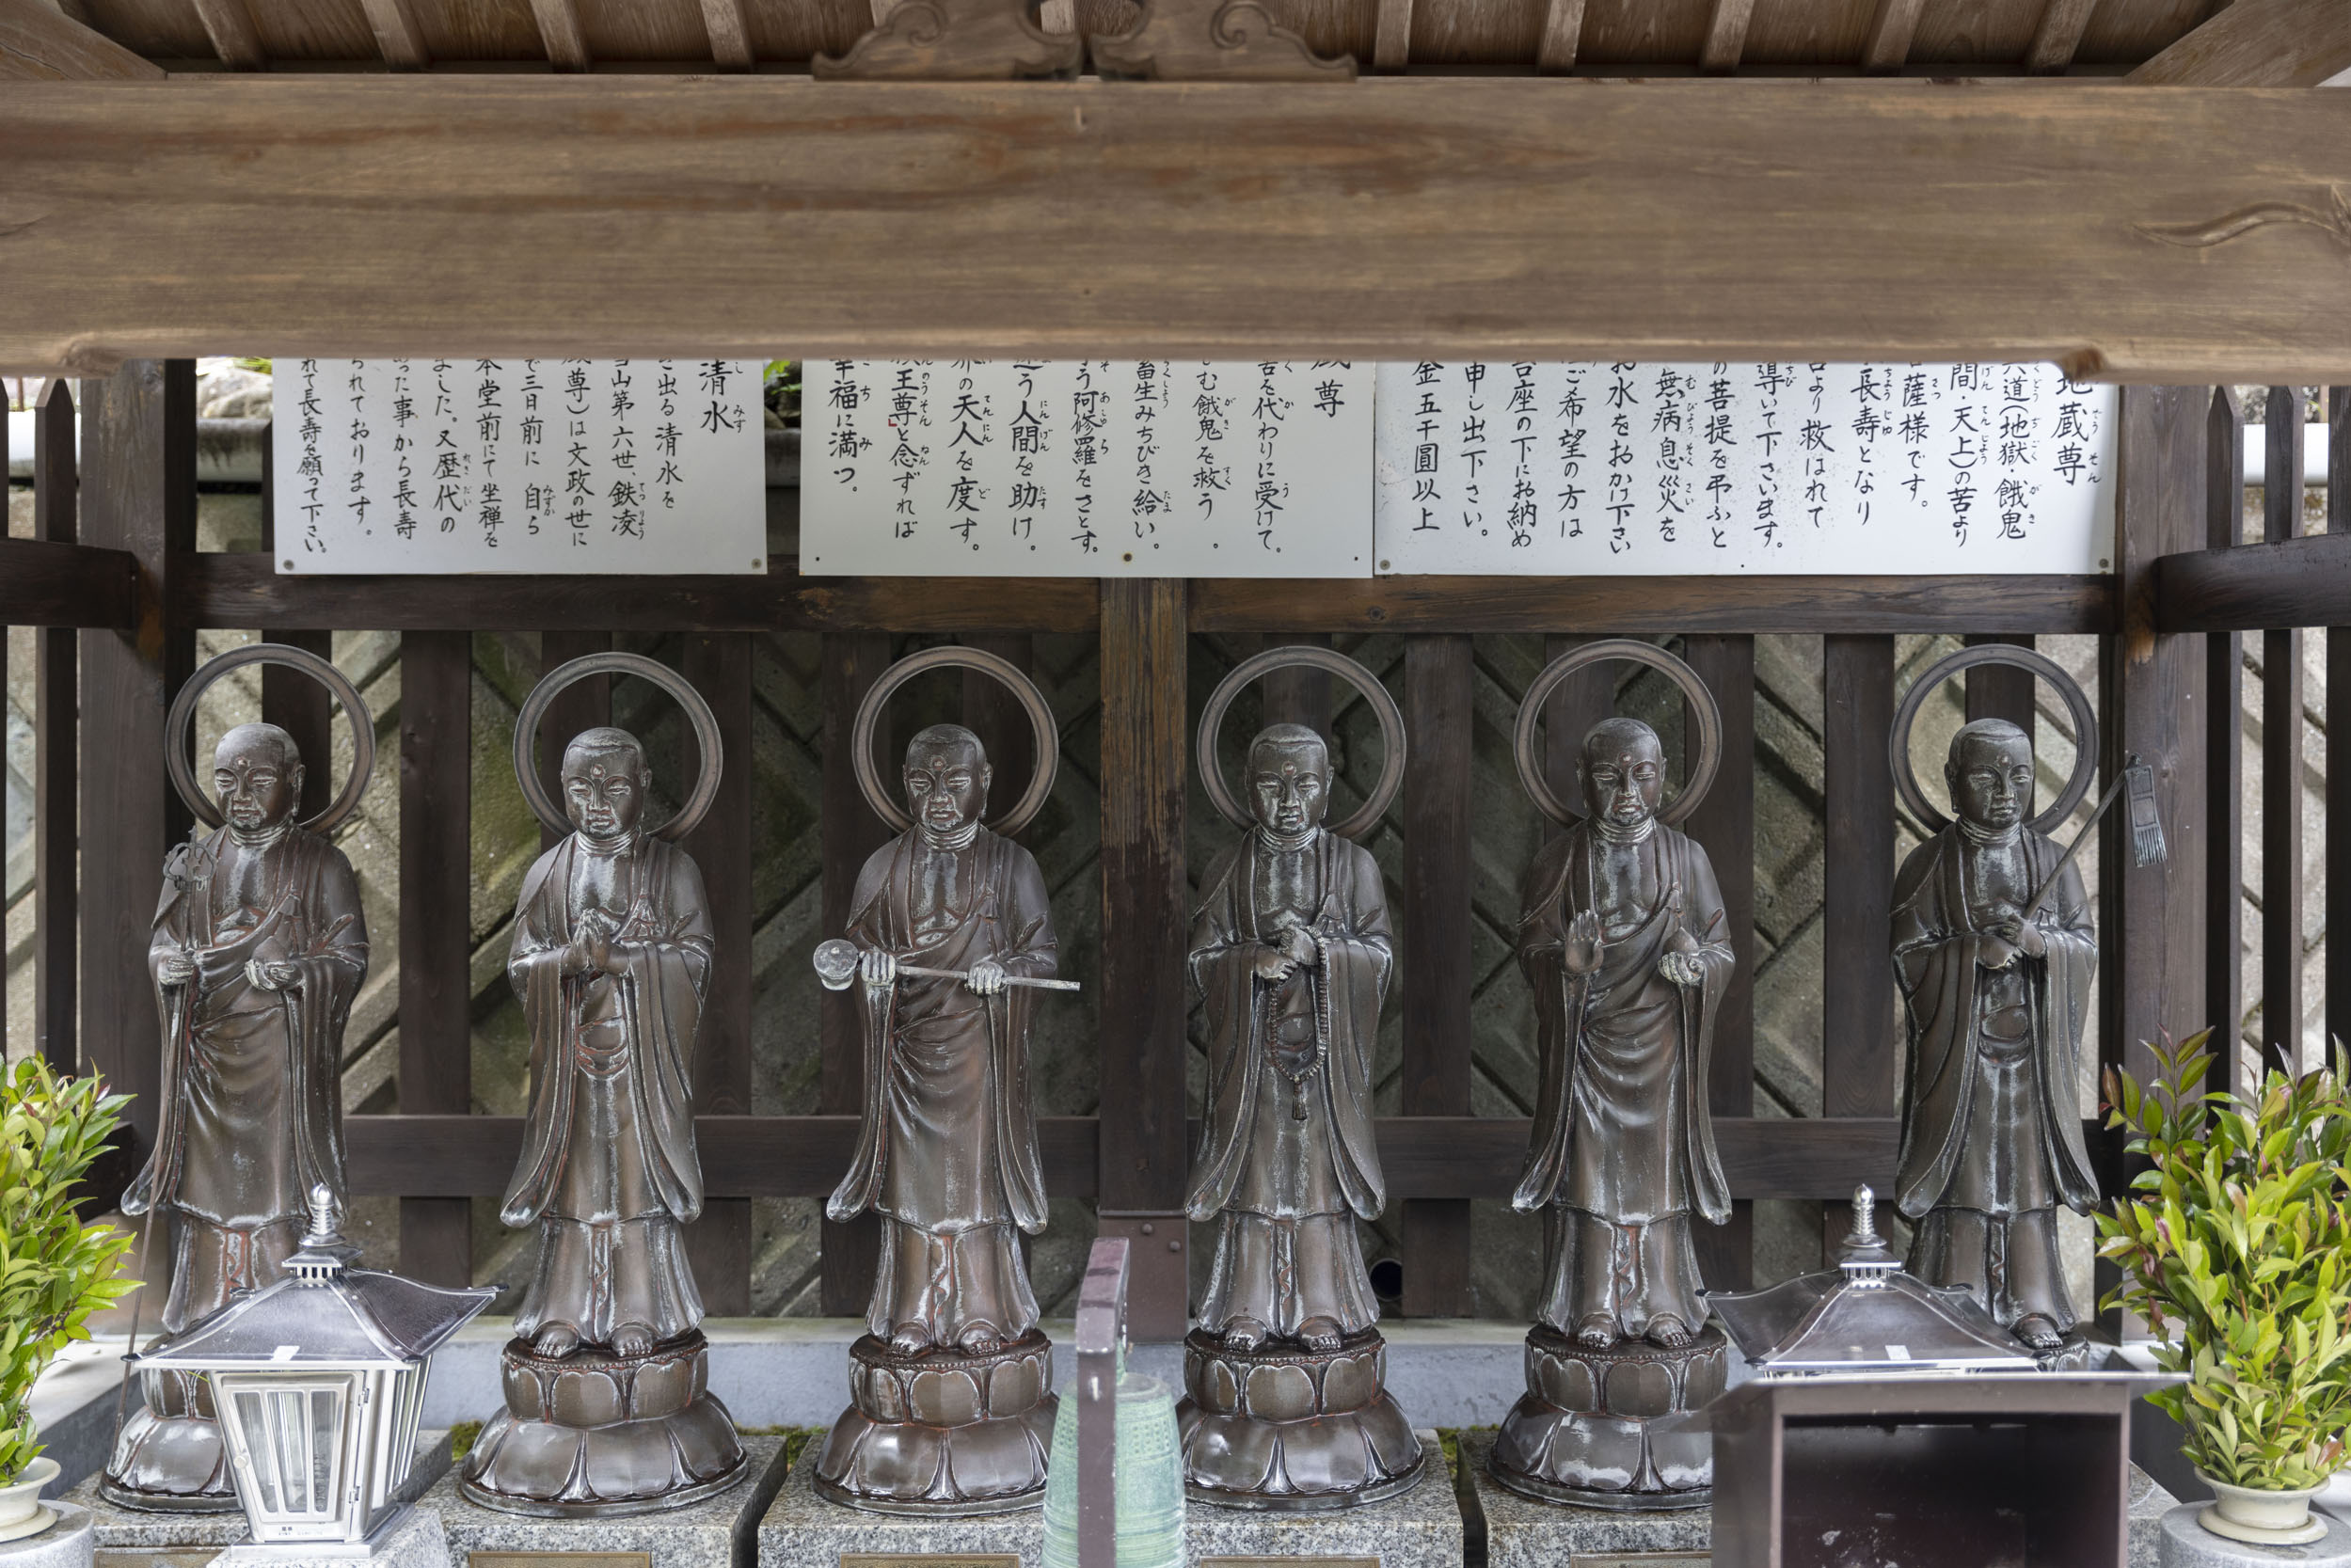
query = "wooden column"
(1963, 634, 2038, 733)
(2328, 388, 2351, 1066)
(257, 427, 335, 820)
(2208, 388, 2247, 1092)
(962, 634, 1039, 816)
(1680, 635, 1754, 1291)
(1820, 635, 1896, 1256)
(2103, 386, 2209, 1092)
(535, 631, 612, 850)
(1401, 634, 1472, 1316)
(1097, 579, 1189, 1340)
(1261, 632, 1333, 739)
(2260, 388, 2305, 1078)
(398, 631, 472, 1285)
(78, 361, 194, 1189)
(819, 633, 891, 1315)
(1540, 634, 1616, 840)
(33, 382, 78, 1078)
(683, 634, 754, 1313)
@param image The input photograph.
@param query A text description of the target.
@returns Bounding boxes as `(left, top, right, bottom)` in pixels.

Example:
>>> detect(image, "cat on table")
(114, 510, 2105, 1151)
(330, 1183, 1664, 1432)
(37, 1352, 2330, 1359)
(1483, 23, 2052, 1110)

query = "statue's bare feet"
(957, 1323, 1006, 1355)
(2013, 1314, 2064, 1351)
(888, 1323, 934, 1358)
(1297, 1317, 1345, 1354)
(1221, 1317, 1270, 1353)
(1574, 1315, 1616, 1351)
(532, 1323, 581, 1358)
(610, 1322, 656, 1358)
(1644, 1315, 1693, 1350)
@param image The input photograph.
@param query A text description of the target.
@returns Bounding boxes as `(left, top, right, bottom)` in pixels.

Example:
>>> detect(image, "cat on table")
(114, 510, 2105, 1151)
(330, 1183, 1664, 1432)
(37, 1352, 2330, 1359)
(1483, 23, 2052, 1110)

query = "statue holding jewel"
(1491, 641, 1735, 1511)
(105, 646, 377, 1513)
(813, 646, 1072, 1516)
(1886, 646, 2153, 1369)
(460, 652, 747, 1516)
(1177, 646, 1422, 1511)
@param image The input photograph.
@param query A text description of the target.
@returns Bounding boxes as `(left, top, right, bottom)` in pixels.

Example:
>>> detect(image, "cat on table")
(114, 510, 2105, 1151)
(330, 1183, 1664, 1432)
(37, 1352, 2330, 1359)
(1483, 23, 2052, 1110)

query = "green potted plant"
(2098, 1030, 2351, 1547)
(0, 1063, 137, 1544)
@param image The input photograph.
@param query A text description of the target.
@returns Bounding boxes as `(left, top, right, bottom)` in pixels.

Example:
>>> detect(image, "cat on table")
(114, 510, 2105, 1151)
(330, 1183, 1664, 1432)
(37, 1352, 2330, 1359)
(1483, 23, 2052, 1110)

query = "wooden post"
(819, 633, 891, 1315)
(1261, 632, 1333, 739)
(398, 630, 472, 1285)
(683, 634, 754, 1313)
(1401, 633, 1472, 1317)
(2208, 388, 2247, 1092)
(536, 630, 612, 851)
(1540, 634, 1615, 841)
(962, 634, 1039, 816)
(1097, 579, 1189, 1340)
(1680, 634, 1755, 1291)
(1820, 635, 1896, 1259)
(32, 382, 78, 1079)
(2260, 388, 2305, 1078)
(78, 361, 195, 1190)
(2328, 387, 2351, 1067)
(1963, 634, 2038, 733)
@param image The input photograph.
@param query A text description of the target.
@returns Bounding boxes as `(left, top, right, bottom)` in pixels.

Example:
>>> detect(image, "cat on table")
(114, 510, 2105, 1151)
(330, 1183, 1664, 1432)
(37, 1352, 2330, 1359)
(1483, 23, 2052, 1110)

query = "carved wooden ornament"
(1089, 0, 1355, 80)
(813, 0, 1082, 79)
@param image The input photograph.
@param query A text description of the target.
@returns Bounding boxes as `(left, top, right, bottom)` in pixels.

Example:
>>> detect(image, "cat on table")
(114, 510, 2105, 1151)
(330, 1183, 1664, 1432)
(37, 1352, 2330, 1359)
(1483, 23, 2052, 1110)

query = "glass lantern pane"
(231, 1392, 281, 1514)
(310, 1389, 341, 1515)
(271, 1391, 310, 1512)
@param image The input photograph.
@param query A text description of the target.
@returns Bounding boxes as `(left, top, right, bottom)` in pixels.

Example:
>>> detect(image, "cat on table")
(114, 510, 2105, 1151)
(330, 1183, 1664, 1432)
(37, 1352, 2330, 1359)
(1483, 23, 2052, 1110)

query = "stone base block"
(1185, 1430, 1459, 1568)
(762, 1440, 1046, 1568)
(461, 1335, 749, 1517)
(0, 1506, 92, 1568)
(1177, 1330, 1423, 1511)
(432, 1435, 788, 1568)
(1467, 1431, 2179, 1568)
(67, 1432, 454, 1551)
(1488, 1323, 1726, 1509)
(815, 1331, 1056, 1516)
(2160, 1503, 2351, 1567)
(213, 1505, 450, 1568)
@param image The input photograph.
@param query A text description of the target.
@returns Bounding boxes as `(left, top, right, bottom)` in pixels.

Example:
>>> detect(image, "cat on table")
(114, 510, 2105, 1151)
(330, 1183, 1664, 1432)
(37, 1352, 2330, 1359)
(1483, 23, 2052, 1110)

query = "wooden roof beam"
(2129, 0, 2351, 86)
(2025, 0, 2097, 75)
(698, 0, 754, 69)
(1533, 0, 1584, 72)
(187, 0, 264, 68)
(1859, 0, 1924, 72)
(1371, 0, 1411, 71)
(528, 0, 589, 70)
(0, 0, 162, 77)
(357, 0, 428, 69)
(1699, 0, 1754, 72)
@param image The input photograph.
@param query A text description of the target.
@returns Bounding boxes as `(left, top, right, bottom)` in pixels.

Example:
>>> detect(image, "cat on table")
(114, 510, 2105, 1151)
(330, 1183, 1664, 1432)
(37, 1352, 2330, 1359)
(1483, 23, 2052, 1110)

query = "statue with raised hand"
(107, 647, 374, 1513)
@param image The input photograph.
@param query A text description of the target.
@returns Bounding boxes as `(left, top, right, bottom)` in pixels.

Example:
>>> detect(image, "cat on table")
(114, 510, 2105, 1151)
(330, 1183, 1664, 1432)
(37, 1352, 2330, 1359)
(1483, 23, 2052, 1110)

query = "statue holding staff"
(106, 645, 375, 1513)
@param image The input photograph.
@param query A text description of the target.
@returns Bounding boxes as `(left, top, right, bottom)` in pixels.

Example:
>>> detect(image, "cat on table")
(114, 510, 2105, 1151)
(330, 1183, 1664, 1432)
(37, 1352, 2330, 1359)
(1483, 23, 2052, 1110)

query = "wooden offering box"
(1709, 1374, 2151, 1568)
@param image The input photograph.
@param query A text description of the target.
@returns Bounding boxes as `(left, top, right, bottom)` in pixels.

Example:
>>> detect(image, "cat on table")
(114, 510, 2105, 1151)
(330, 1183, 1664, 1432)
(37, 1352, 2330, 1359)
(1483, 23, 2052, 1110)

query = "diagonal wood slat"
(2128, 0, 2351, 86)
(188, 0, 265, 67)
(357, 0, 428, 68)
(1699, 0, 1754, 72)
(0, 0, 162, 77)
(1533, 0, 1584, 72)
(1859, 0, 1923, 72)
(527, 0, 589, 70)
(2024, 0, 2098, 74)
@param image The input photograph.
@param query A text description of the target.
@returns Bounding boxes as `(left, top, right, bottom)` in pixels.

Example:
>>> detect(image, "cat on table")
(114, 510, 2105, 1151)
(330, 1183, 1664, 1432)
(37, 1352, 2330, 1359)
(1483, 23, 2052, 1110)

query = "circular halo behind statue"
(1513, 639, 1720, 828)
(1196, 644, 1406, 842)
(1889, 644, 2097, 835)
(851, 645, 1059, 837)
(514, 652, 724, 841)
(165, 642, 376, 835)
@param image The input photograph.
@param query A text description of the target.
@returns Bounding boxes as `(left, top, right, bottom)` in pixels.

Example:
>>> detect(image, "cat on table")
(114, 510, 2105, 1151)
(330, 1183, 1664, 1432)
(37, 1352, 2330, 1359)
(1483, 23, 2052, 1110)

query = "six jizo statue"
(1177, 648, 1421, 1511)
(106, 647, 376, 1513)
(461, 655, 748, 1516)
(1491, 642, 1736, 1511)
(815, 648, 1072, 1515)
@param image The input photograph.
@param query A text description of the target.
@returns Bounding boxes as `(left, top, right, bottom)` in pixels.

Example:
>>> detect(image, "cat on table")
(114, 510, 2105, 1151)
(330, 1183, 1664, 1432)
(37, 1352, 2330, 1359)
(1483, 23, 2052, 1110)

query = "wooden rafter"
(527, 0, 589, 70)
(1533, 0, 1584, 72)
(1371, 0, 1411, 71)
(1859, 0, 1923, 72)
(2025, 0, 2098, 75)
(1699, 0, 1754, 72)
(357, 0, 428, 69)
(7, 80, 2351, 378)
(2129, 0, 2351, 86)
(697, 0, 754, 68)
(188, 0, 264, 67)
(0, 0, 161, 77)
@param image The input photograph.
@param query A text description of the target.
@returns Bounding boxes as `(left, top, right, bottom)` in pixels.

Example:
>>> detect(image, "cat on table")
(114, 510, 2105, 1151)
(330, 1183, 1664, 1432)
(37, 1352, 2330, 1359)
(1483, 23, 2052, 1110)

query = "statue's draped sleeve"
(501, 835, 714, 1227)
(1891, 831, 2098, 1220)
(1185, 833, 1393, 1223)
(127, 828, 368, 1219)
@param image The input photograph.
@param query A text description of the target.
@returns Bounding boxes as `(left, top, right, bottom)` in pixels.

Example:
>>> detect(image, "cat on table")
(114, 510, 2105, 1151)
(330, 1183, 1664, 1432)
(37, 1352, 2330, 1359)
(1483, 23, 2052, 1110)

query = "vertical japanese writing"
(1193, 366, 1231, 523)
(1252, 361, 1291, 550)
(1651, 365, 1688, 546)
(564, 359, 594, 549)
(1132, 361, 1168, 540)
(1994, 364, 2037, 542)
(1898, 365, 1930, 503)
(1702, 363, 1734, 549)
(889, 364, 929, 541)
(519, 361, 549, 536)
(1506, 361, 1538, 548)
(1604, 362, 1636, 554)
(475, 358, 504, 548)
(294, 359, 325, 552)
(341, 360, 368, 549)
(1945, 361, 1984, 546)
(1009, 363, 1046, 545)
(1849, 364, 1886, 530)
(654, 360, 683, 516)
(1799, 362, 1833, 532)
(608, 361, 641, 542)
(1072, 361, 1104, 554)
(391, 359, 419, 541)
(1752, 362, 1788, 550)
(1410, 361, 1442, 532)
(1458, 362, 1488, 538)
(2052, 375, 2103, 492)
(947, 362, 990, 545)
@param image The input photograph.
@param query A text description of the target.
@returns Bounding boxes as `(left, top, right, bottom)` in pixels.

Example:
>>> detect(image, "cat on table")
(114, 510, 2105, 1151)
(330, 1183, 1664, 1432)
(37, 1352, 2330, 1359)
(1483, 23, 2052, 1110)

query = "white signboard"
(802, 360, 1374, 577)
(1373, 362, 2117, 575)
(273, 358, 766, 573)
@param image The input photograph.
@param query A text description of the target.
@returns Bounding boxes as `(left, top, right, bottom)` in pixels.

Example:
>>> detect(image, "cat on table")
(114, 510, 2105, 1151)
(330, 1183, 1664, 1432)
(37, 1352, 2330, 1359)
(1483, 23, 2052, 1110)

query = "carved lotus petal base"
(100, 1372, 239, 1513)
(461, 1334, 749, 1517)
(1176, 1328, 1424, 1511)
(1488, 1323, 1725, 1510)
(815, 1331, 1057, 1515)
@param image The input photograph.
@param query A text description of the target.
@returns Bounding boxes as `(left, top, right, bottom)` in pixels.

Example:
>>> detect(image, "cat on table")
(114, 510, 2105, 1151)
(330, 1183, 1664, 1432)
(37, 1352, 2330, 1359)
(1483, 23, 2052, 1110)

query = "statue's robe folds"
(1513, 823, 1733, 1340)
(1892, 827, 2097, 1332)
(1186, 832, 1391, 1340)
(829, 828, 1056, 1345)
(130, 826, 368, 1337)
(504, 834, 712, 1348)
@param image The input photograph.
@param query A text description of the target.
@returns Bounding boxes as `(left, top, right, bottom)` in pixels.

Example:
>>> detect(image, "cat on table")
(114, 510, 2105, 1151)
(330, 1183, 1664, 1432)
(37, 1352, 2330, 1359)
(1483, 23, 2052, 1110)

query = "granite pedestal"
(427, 1435, 786, 1568)
(1184, 1430, 1459, 1568)
(66, 1433, 454, 1563)
(2158, 1504, 2351, 1567)
(1465, 1430, 2178, 1568)
(760, 1441, 1046, 1568)
(0, 1506, 92, 1568)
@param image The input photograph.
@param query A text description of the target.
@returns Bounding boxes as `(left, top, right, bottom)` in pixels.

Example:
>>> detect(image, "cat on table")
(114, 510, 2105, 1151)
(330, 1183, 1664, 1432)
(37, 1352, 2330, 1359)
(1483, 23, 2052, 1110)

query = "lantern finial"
(288, 1185, 357, 1282)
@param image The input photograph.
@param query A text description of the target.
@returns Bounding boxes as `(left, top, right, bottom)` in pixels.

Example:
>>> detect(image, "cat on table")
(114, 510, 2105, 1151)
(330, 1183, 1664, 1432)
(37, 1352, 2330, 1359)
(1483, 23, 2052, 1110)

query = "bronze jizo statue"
(1178, 647, 1419, 1511)
(108, 648, 375, 1513)
(817, 647, 1069, 1515)
(1892, 717, 2098, 1359)
(1493, 642, 1734, 1510)
(463, 656, 746, 1516)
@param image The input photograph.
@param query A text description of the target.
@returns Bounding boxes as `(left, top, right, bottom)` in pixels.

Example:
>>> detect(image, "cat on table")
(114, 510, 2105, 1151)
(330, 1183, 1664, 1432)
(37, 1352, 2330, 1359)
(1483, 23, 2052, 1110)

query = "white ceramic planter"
(0, 1458, 60, 1544)
(2200, 1473, 2330, 1547)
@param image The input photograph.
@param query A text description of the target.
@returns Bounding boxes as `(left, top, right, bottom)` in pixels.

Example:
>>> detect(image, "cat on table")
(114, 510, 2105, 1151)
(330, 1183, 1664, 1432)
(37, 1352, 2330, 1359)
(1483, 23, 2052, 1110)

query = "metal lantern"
(135, 1186, 496, 1556)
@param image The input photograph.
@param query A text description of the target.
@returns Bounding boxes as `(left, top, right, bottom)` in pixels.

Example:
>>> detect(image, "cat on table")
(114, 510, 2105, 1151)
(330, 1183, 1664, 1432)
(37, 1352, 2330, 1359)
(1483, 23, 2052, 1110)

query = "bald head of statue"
(213, 722, 305, 835)
(562, 725, 649, 843)
(905, 723, 991, 841)
(1579, 717, 1666, 832)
